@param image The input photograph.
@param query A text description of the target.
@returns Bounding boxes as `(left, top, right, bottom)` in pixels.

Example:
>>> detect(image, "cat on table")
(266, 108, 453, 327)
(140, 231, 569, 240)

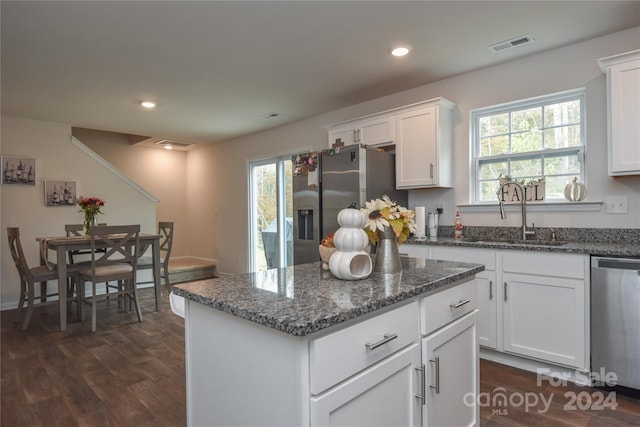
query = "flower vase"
(84, 214, 96, 236)
(374, 226, 402, 274)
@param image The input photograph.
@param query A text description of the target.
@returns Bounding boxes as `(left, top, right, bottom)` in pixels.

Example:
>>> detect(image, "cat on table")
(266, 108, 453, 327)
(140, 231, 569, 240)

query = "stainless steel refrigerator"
(292, 145, 407, 265)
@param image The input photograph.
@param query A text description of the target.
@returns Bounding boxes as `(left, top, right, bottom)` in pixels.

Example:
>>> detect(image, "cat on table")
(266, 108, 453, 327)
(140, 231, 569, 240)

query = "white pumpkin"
(564, 178, 587, 202)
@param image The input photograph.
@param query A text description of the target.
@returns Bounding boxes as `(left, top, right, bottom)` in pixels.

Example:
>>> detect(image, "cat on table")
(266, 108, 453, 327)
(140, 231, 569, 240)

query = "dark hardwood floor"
(2, 288, 639, 426)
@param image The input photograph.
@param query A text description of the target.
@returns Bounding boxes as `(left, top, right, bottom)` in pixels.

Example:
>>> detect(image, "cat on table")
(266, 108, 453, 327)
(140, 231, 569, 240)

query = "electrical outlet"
(605, 196, 628, 214)
(436, 202, 445, 215)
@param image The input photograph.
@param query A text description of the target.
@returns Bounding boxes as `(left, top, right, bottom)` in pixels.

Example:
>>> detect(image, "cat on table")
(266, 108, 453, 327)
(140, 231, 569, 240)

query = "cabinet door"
(430, 247, 497, 350)
(311, 344, 421, 427)
(502, 272, 586, 369)
(328, 115, 395, 148)
(396, 106, 438, 188)
(329, 125, 357, 147)
(476, 271, 497, 349)
(423, 311, 479, 427)
(399, 243, 431, 259)
(358, 115, 395, 146)
(608, 58, 640, 175)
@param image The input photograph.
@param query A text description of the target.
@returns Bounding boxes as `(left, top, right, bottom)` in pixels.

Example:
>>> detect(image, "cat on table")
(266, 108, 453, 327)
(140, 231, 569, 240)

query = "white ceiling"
(2, 1, 639, 148)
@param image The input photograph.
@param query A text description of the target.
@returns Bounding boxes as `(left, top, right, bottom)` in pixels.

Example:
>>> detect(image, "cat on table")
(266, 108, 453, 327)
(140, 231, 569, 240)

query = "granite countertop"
(172, 257, 484, 337)
(409, 226, 640, 257)
(407, 236, 640, 257)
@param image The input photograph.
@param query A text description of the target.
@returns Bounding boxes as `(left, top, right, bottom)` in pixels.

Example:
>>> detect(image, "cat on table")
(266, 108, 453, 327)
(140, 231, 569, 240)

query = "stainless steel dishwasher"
(591, 256, 640, 392)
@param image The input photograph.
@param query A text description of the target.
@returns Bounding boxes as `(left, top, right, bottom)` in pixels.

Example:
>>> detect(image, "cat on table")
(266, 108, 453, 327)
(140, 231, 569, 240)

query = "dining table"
(37, 232, 161, 331)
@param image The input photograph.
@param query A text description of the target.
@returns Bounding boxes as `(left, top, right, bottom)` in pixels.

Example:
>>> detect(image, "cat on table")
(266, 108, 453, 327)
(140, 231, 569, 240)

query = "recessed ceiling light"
(163, 144, 173, 150)
(141, 101, 156, 109)
(390, 45, 411, 57)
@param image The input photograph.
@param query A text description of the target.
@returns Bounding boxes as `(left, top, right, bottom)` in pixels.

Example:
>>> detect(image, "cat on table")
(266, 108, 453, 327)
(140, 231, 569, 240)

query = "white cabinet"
(399, 243, 431, 259)
(598, 50, 640, 176)
(431, 246, 497, 349)
(501, 251, 588, 370)
(328, 115, 395, 147)
(326, 97, 456, 189)
(423, 311, 479, 427)
(184, 279, 479, 426)
(406, 244, 589, 370)
(418, 278, 479, 427)
(395, 99, 455, 189)
(311, 344, 421, 426)
(310, 301, 420, 395)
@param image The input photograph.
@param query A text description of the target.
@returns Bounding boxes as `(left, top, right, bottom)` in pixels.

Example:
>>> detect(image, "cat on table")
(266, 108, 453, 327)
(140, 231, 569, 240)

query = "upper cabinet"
(328, 114, 395, 147)
(598, 50, 640, 176)
(326, 98, 456, 189)
(395, 99, 455, 189)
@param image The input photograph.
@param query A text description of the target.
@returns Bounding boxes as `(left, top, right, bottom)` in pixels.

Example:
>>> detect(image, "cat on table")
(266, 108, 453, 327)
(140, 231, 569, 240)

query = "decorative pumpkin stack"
(329, 208, 372, 280)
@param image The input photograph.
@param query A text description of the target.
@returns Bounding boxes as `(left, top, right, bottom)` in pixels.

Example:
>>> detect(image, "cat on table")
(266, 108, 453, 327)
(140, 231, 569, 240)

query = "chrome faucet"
(497, 181, 535, 241)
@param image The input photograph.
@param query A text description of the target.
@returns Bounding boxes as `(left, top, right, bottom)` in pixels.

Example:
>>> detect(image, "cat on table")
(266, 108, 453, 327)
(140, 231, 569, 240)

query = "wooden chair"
(7, 227, 62, 330)
(65, 223, 106, 264)
(76, 224, 142, 332)
(137, 221, 174, 289)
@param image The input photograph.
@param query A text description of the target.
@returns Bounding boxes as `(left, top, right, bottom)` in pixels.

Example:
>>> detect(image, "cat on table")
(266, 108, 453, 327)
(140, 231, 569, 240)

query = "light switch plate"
(605, 196, 628, 214)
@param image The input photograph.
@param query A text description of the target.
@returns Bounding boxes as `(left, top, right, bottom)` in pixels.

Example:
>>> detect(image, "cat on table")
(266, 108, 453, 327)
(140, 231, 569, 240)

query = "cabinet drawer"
(420, 278, 478, 336)
(431, 246, 496, 270)
(309, 301, 419, 395)
(501, 251, 586, 279)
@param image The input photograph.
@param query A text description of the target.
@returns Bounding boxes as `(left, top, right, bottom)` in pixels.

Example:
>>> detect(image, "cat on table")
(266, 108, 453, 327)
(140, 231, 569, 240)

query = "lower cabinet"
(502, 273, 586, 368)
(423, 311, 479, 427)
(474, 271, 497, 349)
(185, 280, 479, 426)
(501, 250, 589, 370)
(310, 344, 422, 426)
(430, 246, 497, 350)
(406, 244, 589, 371)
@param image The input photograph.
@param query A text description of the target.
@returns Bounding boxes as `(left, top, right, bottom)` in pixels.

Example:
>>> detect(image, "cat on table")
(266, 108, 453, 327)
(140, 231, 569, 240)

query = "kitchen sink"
(463, 238, 567, 246)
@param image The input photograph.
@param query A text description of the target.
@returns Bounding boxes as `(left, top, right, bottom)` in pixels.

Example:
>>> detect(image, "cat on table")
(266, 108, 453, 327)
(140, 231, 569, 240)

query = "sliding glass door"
(249, 156, 292, 272)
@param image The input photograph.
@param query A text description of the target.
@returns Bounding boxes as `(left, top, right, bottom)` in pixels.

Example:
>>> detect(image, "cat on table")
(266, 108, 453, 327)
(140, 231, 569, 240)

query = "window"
(248, 156, 293, 272)
(471, 89, 585, 203)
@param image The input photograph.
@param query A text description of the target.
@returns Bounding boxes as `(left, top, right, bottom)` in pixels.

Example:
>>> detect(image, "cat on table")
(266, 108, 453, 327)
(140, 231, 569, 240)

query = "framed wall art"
(45, 180, 77, 207)
(1, 156, 36, 185)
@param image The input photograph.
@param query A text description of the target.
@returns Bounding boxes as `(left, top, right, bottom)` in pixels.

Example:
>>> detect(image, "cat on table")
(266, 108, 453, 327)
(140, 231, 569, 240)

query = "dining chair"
(65, 223, 106, 264)
(7, 227, 63, 330)
(76, 224, 142, 332)
(137, 221, 174, 289)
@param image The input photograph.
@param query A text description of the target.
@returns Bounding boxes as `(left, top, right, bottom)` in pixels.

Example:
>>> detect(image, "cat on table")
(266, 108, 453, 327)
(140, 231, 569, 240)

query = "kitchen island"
(173, 257, 484, 426)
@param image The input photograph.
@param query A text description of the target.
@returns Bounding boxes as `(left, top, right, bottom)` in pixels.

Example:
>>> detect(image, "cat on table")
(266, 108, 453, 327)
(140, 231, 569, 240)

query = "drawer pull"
(415, 364, 426, 405)
(449, 299, 471, 309)
(365, 333, 398, 350)
(429, 356, 440, 394)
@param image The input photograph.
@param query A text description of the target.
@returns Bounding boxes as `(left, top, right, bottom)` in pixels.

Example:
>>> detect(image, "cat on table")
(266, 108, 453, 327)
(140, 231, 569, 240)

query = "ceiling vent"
(155, 139, 192, 148)
(488, 34, 534, 53)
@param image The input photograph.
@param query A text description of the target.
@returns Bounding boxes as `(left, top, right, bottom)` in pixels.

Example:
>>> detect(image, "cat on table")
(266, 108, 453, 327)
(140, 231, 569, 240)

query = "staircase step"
(168, 257, 217, 284)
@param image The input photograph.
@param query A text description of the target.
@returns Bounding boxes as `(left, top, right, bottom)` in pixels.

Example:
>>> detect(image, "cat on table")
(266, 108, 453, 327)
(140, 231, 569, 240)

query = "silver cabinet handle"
(429, 356, 440, 394)
(365, 333, 398, 350)
(415, 364, 426, 405)
(489, 280, 493, 300)
(429, 163, 434, 179)
(450, 299, 471, 309)
(504, 282, 508, 302)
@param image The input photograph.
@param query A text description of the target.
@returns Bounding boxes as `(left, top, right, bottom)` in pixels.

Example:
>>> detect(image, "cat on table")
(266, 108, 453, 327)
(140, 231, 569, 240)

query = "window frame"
(470, 88, 586, 204)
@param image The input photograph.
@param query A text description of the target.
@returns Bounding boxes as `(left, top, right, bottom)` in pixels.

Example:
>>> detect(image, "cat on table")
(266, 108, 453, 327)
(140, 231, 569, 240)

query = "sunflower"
(361, 195, 416, 245)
